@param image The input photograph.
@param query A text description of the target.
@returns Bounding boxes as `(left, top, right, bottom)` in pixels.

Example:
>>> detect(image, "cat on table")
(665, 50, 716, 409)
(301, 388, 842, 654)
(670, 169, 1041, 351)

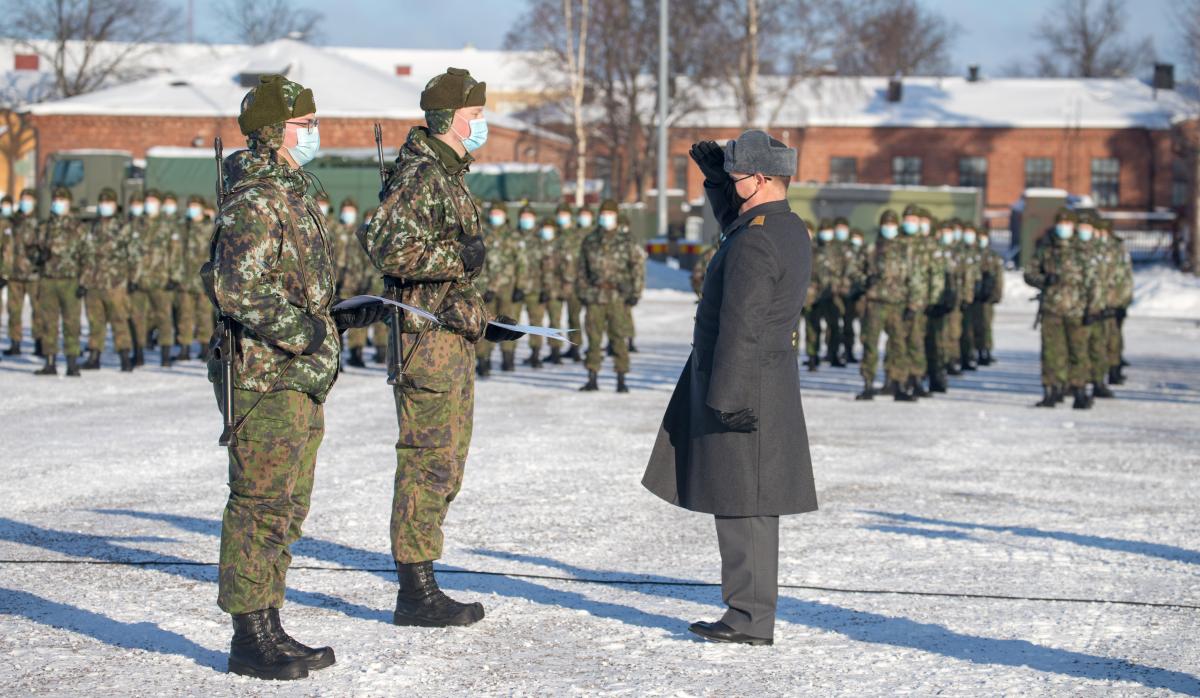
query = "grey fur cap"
(722, 129, 797, 177)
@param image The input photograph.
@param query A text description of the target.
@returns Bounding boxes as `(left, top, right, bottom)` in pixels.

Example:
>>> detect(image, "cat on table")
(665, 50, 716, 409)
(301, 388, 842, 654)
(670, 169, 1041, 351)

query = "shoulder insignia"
(750, 215, 766, 227)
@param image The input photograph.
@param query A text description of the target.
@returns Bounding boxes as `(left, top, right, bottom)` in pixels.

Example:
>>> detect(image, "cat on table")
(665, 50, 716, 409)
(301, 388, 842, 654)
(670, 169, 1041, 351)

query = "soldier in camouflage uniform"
(923, 220, 956, 392)
(840, 227, 868, 363)
(511, 205, 548, 368)
(956, 223, 984, 371)
(131, 188, 182, 367)
(210, 74, 384, 681)
(122, 192, 149, 366)
(0, 195, 11, 358)
(1077, 214, 1116, 399)
(618, 217, 646, 354)
(3, 189, 41, 356)
(564, 206, 593, 361)
(1025, 209, 1098, 409)
(31, 188, 87, 376)
(804, 219, 834, 370)
(856, 210, 919, 401)
(902, 204, 937, 398)
(175, 194, 213, 361)
(534, 217, 573, 364)
(474, 202, 523, 375)
(1099, 220, 1133, 385)
(577, 199, 642, 393)
(331, 198, 368, 367)
(360, 67, 523, 628)
(975, 226, 1004, 366)
(80, 188, 134, 372)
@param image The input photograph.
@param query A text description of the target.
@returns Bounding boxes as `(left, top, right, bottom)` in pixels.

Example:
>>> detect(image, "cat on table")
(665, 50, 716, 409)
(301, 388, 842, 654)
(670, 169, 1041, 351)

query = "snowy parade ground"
(0, 265, 1198, 696)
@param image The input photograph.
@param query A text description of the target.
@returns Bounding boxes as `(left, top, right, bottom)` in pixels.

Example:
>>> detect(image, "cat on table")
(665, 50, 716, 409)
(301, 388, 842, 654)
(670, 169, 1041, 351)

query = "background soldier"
(33, 187, 86, 376)
(535, 217, 572, 364)
(563, 206, 593, 361)
(804, 219, 835, 370)
(4, 189, 41, 356)
(899, 204, 934, 399)
(475, 202, 523, 376)
(840, 227, 868, 363)
(856, 210, 917, 400)
(513, 205, 547, 368)
(1100, 220, 1132, 385)
(360, 67, 523, 628)
(133, 189, 180, 367)
(577, 199, 640, 393)
(123, 192, 148, 366)
(176, 194, 212, 361)
(925, 220, 957, 392)
(81, 188, 134, 371)
(617, 215, 646, 355)
(958, 223, 984, 371)
(1078, 215, 1114, 399)
(976, 227, 1004, 366)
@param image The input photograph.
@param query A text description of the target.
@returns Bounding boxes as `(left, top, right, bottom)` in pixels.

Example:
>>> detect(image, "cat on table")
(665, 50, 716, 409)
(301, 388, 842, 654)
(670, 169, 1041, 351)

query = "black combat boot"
(4, 340, 19, 356)
(1110, 365, 1125, 385)
(34, 356, 57, 376)
(476, 357, 491, 378)
(893, 379, 916, 402)
(628, 338, 638, 353)
(160, 346, 173, 367)
(855, 378, 875, 401)
(977, 349, 987, 367)
(178, 344, 192, 362)
(564, 345, 580, 362)
(616, 373, 629, 393)
(947, 360, 962, 376)
(845, 349, 858, 364)
(373, 347, 386, 364)
(394, 561, 484, 628)
(66, 355, 81, 377)
(806, 355, 819, 372)
(34, 338, 44, 357)
(1053, 384, 1067, 405)
(133, 346, 145, 367)
(228, 610, 308, 680)
(929, 371, 948, 393)
(1071, 385, 1093, 410)
(266, 608, 335, 671)
(881, 379, 899, 397)
(199, 342, 211, 362)
(1035, 385, 1056, 407)
(1092, 381, 1114, 399)
(547, 346, 563, 365)
(911, 376, 930, 398)
(501, 351, 516, 372)
(119, 350, 134, 372)
(347, 347, 365, 368)
(827, 352, 846, 368)
(961, 353, 978, 371)
(525, 347, 542, 369)
(579, 370, 599, 392)
(82, 349, 102, 370)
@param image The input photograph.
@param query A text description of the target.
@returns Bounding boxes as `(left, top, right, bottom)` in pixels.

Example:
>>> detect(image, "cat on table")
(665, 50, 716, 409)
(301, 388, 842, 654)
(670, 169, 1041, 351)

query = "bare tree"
(562, 0, 590, 208)
(0, 72, 56, 197)
(1172, 0, 1200, 81)
(1029, 0, 1152, 77)
(7, 0, 183, 98)
(217, 0, 324, 45)
(830, 0, 956, 77)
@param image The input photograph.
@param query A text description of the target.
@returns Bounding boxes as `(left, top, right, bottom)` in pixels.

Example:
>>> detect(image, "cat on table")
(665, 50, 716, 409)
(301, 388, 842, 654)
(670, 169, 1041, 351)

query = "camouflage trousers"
(36, 278, 82, 357)
(1087, 319, 1113, 383)
(217, 387, 324, 615)
(585, 302, 630, 373)
(840, 295, 863, 358)
(5, 279, 36, 346)
(1105, 316, 1120, 369)
(175, 290, 214, 348)
(623, 303, 636, 342)
(925, 311, 947, 377)
(392, 329, 474, 563)
(960, 303, 978, 360)
(566, 296, 584, 350)
(519, 299, 548, 350)
(980, 303, 996, 351)
(131, 288, 175, 347)
(906, 311, 928, 380)
(805, 297, 842, 359)
(529, 298, 565, 351)
(1040, 313, 1089, 388)
(860, 300, 910, 384)
(85, 287, 132, 352)
(969, 302, 988, 355)
(944, 307, 964, 362)
(476, 291, 520, 359)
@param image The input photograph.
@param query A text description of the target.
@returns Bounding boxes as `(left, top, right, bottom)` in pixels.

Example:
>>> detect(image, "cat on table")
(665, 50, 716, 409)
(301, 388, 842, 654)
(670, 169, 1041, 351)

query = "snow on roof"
(678, 75, 1198, 130)
(330, 46, 546, 94)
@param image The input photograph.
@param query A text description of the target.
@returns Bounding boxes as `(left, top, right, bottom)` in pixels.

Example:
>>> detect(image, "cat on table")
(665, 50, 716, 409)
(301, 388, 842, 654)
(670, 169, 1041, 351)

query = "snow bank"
(1131, 266, 1200, 319)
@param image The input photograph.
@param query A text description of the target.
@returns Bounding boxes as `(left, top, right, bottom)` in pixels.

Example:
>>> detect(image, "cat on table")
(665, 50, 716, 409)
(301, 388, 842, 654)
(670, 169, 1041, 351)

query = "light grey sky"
(196, 0, 1186, 78)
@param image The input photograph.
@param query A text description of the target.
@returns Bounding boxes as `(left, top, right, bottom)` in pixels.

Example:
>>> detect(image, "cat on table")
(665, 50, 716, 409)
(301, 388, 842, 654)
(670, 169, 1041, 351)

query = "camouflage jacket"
(210, 148, 339, 402)
(576, 227, 643, 305)
(1024, 236, 1097, 319)
(980, 248, 1005, 303)
(0, 216, 11, 279)
(179, 219, 212, 294)
(514, 232, 545, 296)
(1108, 238, 1133, 308)
(908, 235, 939, 307)
(329, 221, 356, 295)
(558, 224, 587, 297)
(37, 215, 88, 280)
(82, 216, 133, 290)
(865, 236, 918, 310)
(136, 215, 181, 290)
(120, 218, 147, 286)
(813, 240, 857, 297)
(5, 215, 41, 281)
(692, 245, 717, 298)
(360, 127, 487, 341)
(956, 243, 983, 305)
(544, 233, 577, 301)
(476, 223, 523, 297)
(931, 243, 958, 308)
(618, 228, 647, 300)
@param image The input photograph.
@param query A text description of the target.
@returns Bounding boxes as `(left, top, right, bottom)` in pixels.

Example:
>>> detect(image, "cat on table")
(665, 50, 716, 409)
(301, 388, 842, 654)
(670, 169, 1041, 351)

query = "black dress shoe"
(688, 620, 773, 646)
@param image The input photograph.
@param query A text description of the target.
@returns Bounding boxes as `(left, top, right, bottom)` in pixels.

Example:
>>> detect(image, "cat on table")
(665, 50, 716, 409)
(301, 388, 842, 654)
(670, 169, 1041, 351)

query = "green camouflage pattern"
(85, 288, 132, 352)
(134, 215, 181, 291)
(5, 214, 41, 281)
(576, 226, 643, 306)
(36, 214, 87, 280)
(475, 221, 524, 357)
(1024, 237, 1098, 319)
(209, 147, 339, 401)
(82, 216, 133, 290)
(863, 236, 918, 310)
(1040, 314, 1090, 388)
(35, 278, 81, 356)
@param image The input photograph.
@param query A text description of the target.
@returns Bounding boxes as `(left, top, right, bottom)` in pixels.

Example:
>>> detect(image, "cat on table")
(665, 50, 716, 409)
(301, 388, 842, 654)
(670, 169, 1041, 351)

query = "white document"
(489, 321, 577, 345)
(333, 294, 576, 344)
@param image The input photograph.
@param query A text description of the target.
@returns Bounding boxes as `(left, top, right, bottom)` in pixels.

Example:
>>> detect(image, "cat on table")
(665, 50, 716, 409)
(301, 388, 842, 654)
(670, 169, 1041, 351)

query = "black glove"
(484, 315, 526, 343)
(511, 288, 525, 303)
(689, 140, 728, 184)
(626, 296, 639, 307)
(817, 287, 833, 304)
(482, 290, 496, 303)
(301, 315, 327, 355)
(960, 302, 970, 312)
(715, 407, 758, 433)
(926, 304, 946, 317)
(333, 300, 389, 333)
(458, 234, 486, 274)
(903, 308, 915, 322)
(127, 280, 139, 293)
(165, 280, 180, 291)
(1116, 306, 1127, 321)
(0, 277, 7, 289)
(1102, 307, 1117, 319)
(865, 273, 880, 289)
(75, 285, 87, 298)
(538, 290, 550, 304)
(1043, 272, 1059, 287)
(944, 289, 957, 308)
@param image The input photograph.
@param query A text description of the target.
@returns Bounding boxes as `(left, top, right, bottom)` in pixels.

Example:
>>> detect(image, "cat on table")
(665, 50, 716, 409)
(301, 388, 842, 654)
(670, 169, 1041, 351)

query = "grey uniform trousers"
(716, 514, 780, 639)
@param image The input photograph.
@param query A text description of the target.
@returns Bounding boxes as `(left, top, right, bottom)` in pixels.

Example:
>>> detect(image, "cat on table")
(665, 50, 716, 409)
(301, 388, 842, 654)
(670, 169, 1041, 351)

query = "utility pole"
(657, 0, 669, 238)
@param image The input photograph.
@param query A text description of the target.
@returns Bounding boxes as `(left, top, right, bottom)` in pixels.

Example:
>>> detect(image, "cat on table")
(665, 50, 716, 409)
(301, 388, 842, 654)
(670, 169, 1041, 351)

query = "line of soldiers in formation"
(0, 185, 649, 390)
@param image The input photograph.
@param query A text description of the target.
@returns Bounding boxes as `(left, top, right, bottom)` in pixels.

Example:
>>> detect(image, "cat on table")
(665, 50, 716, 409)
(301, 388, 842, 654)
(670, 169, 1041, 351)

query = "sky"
(195, 0, 1186, 78)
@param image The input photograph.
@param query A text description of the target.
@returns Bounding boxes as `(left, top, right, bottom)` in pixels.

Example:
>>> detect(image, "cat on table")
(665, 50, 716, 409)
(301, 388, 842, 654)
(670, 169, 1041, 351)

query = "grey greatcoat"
(642, 185, 818, 516)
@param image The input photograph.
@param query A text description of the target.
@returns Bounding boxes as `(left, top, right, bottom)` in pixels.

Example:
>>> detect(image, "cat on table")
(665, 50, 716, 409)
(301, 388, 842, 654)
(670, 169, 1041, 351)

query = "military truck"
(786, 183, 983, 242)
(39, 150, 141, 217)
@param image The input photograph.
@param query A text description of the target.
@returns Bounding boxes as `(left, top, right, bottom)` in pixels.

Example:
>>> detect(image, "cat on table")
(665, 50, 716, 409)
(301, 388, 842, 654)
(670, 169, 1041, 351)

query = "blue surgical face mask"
(98, 202, 116, 218)
(850, 237, 863, 248)
(19, 199, 34, 215)
(919, 221, 931, 235)
(50, 200, 68, 216)
(901, 220, 918, 235)
(145, 200, 160, 216)
(289, 125, 320, 167)
(162, 202, 177, 216)
(519, 216, 536, 231)
(953, 229, 963, 242)
(556, 214, 572, 228)
(318, 202, 330, 216)
(963, 231, 977, 245)
(0, 203, 11, 217)
(818, 230, 834, 242)
(1077, 227, 1093, 242)
(489, 213, 506, 227)
(340, 209, 358, 225)
(979, 237, 989, 249)
(578, 214, 593, 228)
(599, 213, 618, 230)
(540, 227, 556, 241)
(880, 225, 899, 240)
(834, 227, 849, 241)
(1054, 224, 1073, 240)
(940, 232, 954, 245)
(129, 204, 144, 217)
(459, 117, 488, 152)
(187, 205, 203, 221)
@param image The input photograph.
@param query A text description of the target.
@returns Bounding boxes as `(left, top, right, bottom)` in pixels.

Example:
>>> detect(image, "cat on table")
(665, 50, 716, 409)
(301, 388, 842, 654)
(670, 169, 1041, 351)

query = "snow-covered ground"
(1, 264, 1198, 696)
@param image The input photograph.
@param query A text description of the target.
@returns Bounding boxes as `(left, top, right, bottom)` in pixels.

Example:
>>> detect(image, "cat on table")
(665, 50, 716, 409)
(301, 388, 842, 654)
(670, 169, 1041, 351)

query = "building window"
(1091, 158, 1120, 207)
(1172, 159, 1189, 207)
(14, 54, 38, 71)
(829, 157, 857, 184)
(672, 154, 689, 190)
(1025, 158, 1053, 189)
(959, 157, 988, 189)
(892, 156, 922, 185)
(394, 64, 412, 76)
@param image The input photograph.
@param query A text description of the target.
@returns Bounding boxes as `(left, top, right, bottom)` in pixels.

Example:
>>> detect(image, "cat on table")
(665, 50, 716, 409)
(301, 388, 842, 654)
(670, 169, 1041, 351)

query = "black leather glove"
(926, 304, 945, 317)
(511, 288, 526, 303)
(484, 315, 526, 343)
(0, 277, 7, 289)
(301, 315, 327, 355)
(165, 280, 180, 291)
(458, 234, 486, 274)
(903, 308, 915, 321)
(626, 296, 639, 307)
(817, 287, 833, 304)
(538, 290, 550, 304)
(944, 290, 957, 308)
(865, 273, 880, 289)
(1116, 306, 1127, 321)
(960, 302, 970, 312)
(127, 280, 139, 293)
(1083, 313, 1098, 326)
(75, 285, 87, 298)
(333, 300, 389, 332)
(482, 290, 496, 303)
(715, 407, 758, 433)
(1043, 272, 1059, 286)
(689, 140, 728, 184)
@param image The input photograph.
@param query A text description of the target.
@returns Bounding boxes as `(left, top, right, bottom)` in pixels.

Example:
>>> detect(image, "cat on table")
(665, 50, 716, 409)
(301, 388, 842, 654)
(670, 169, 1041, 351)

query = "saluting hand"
(690, 141, 728, 184)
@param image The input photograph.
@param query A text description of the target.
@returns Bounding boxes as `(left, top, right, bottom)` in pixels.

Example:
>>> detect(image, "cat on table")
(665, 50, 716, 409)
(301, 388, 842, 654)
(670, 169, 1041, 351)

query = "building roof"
(330, 46, 545, 94)
(677, 75, 1198, 130)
